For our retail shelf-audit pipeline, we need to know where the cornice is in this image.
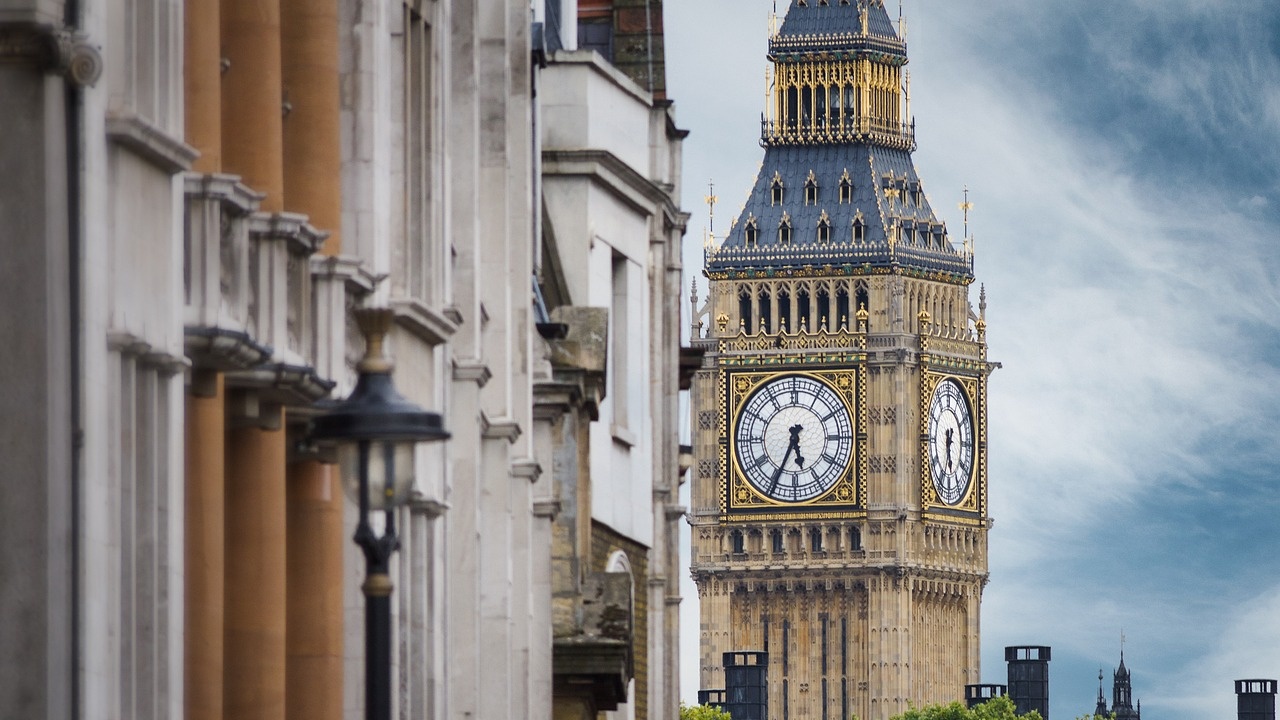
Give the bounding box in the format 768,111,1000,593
183,171,263,214
390,296,458,347
542,148,681,225
106,112,199,174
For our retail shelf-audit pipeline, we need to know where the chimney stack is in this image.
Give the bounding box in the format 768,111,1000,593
1236,679,1277,720
1005,646,1051,720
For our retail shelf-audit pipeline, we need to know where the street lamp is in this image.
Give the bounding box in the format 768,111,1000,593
311,307,449,720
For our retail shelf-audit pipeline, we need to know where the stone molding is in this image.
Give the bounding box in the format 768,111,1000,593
451,359,492,386
106,112,198,174
390,296,458,347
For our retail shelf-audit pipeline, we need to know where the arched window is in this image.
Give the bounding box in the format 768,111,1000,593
856,285,869,314
744,216,758,247
738,285,753,332
810,527,823,553
777,288,792,333
778,214,793,245
804,171,819,205
797,288,811,330
836,286,850,329
852,215,866,244
771,529,784,554
849,525,862,551
817,216,831,244
757,287,772,334
771,173,785,205
730,529,745,555
817,286,831,331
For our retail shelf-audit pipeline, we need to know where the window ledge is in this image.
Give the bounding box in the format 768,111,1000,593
611,424,636,448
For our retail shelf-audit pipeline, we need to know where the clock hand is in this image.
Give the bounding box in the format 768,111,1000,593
767,442,794,495
944,428,954,471
789,423,806,468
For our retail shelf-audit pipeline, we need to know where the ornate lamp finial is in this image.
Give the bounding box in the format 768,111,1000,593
355,307,396,374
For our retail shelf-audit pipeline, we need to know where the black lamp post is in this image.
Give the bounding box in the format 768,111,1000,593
311,307,449,720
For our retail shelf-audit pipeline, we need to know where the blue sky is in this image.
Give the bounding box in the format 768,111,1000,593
667,3,1280,719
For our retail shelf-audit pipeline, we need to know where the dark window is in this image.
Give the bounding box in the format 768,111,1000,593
836,287,850,329
797,289,811,329
577,20,613,62
758,290,771,333
730,530,744,554
817,288,830,331
738,288,752,331
810,527,823,552
745,221,758,247
856,286,869,314
805,181,818,205
850,525,862,550
853,217,866,243
771,529,784,553
839,178,852,204
778,289,791,332
779,220,793,245
817,219,831,244
772,180,785,205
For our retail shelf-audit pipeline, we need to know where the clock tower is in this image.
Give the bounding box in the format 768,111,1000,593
688,2,996,719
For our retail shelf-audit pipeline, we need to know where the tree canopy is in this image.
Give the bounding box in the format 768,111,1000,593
679,702,734,720
891,695,1044,720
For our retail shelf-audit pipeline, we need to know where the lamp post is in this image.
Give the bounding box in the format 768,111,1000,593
311,308,448,720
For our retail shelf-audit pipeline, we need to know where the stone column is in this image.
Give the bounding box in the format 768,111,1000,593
185,371,225,720
221,0,284,210
184,0,221,172
279,0,343,710
281,0,340,255
224,406,288,720
285,459,344,720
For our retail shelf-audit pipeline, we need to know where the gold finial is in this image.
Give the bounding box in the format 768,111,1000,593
856,307,869,332
716,312,730,333
705,179,719,235
959,185,974,240
355,307,396,374
917,309,931,330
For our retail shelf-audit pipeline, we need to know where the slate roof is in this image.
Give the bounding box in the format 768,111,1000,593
708,144,971,277
706,0,972,279
769,0,906,60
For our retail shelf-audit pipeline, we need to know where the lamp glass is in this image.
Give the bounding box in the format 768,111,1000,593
337,439,417,511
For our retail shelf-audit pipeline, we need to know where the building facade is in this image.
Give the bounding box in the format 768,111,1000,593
688,2,996,719
0,0,685,718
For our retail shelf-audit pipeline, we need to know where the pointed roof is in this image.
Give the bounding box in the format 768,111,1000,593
770,0,906,60
705,0,971,280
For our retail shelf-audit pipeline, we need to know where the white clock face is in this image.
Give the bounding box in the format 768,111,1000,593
927,378,974,505
734,374,854,503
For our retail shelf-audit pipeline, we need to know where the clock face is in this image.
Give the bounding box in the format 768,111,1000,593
734,374,854,503
927,378,974,505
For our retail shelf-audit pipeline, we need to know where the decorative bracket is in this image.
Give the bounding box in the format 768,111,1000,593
0,22,102,86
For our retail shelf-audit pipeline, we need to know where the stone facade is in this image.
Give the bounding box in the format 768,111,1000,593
0,0,685,719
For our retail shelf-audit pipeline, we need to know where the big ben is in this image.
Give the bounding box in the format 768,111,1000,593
688,2,996,719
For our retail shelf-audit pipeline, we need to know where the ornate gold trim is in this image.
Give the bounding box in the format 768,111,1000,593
721,367,866,518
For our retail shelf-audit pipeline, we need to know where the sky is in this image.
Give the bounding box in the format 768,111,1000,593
665,2,1280,719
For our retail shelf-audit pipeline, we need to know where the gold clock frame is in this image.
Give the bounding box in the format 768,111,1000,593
720,366,867,522
918,370,987,524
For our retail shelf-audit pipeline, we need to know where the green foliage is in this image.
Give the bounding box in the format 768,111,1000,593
891,695,1043,720
679,702,734,720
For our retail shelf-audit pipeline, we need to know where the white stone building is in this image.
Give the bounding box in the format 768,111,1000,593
0,0,687,718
